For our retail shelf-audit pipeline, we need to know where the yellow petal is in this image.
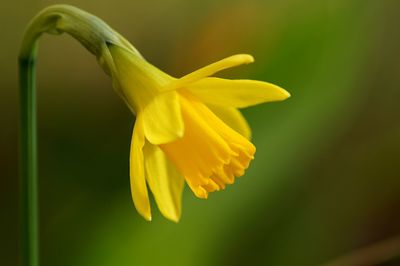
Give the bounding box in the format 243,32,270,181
107,44,174,112
162,54,254,91
208,105,252,139
142,91,184,145
143,143,184,222
130,114,152,221
186,77,290,108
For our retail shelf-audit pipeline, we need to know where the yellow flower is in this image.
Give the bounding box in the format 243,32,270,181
107,44,290,222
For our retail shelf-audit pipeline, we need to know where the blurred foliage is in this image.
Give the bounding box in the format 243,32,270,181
1,0,400,265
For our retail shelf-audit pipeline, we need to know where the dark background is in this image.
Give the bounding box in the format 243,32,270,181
1,0,400,265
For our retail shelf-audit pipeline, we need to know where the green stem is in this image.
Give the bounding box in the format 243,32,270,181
19,50,39,266
18,6,137,265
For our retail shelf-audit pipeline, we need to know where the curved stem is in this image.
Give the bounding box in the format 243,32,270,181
19,52,39,266
18,6,139,265
18,5,106,266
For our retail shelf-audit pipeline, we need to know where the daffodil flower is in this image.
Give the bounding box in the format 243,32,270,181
19,6,289,266
19,4,289,223
106,44,290,222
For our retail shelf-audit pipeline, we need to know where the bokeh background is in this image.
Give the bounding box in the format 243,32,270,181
1,0,400,265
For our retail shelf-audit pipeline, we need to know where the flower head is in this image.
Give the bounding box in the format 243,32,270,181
107,44,290,222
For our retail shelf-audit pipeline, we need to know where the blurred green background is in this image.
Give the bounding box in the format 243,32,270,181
1,0,400,265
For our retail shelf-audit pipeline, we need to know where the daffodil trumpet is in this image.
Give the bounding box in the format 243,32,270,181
19,4,289,266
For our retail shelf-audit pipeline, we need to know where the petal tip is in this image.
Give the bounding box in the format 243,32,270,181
273,85,291,100
140,211,152,221
281,89,291,99
282,89,292,100
166,213,180,223
158,206,181,223
177,127,185,139
238,54,254,64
